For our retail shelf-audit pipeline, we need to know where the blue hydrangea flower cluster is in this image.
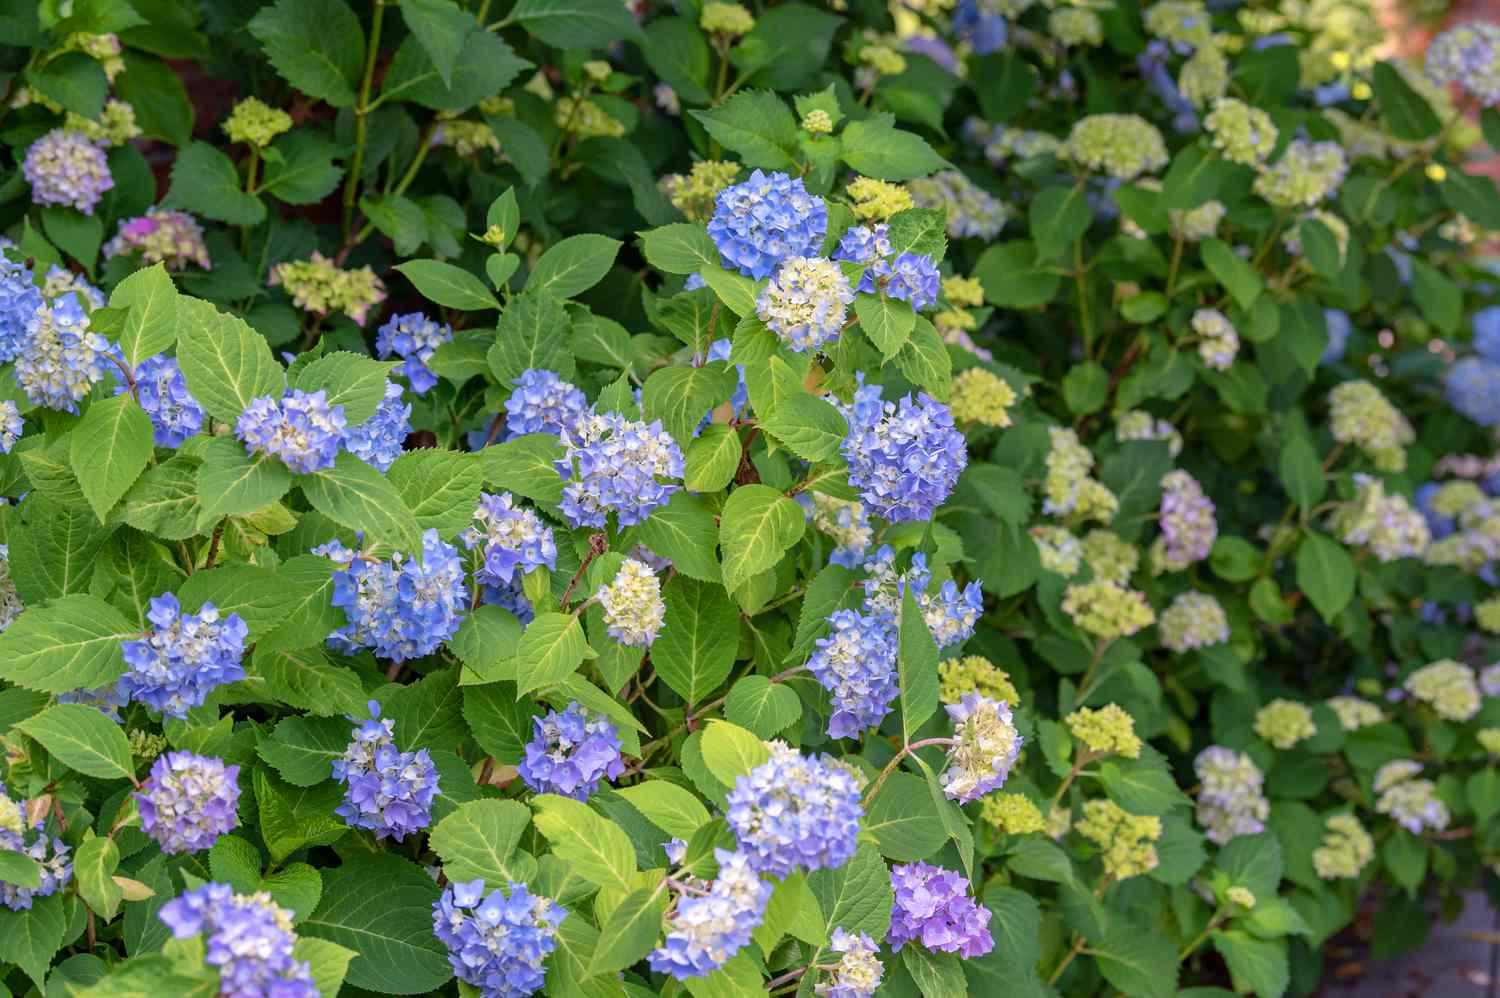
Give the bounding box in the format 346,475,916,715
881,253,943,311
376,311,453,394
236,388,347,474
859,547,982,649
481,576,535,625
343,381,410,471
725,742,863,877
432,878,567,998
1322,308,1352,364
707,170,828,279
887,862,994,957
332,700,440,841
119,593,249,718
324,529,467,661
648,848,772,979
951,0,1006,53
462,491,557,588
834,224,894,290
841,388,967,522
1474,305,1500,363
505,368,590,439
120,354,204,447
158,883,316,998
518,701,626,800
0,781,71,911
1446,357,1500,426
0,255,43,362
556,412,685,529
15,292,115,413
809,609,899,739
135,751,241,854
0,401,20,454
22,128,113,214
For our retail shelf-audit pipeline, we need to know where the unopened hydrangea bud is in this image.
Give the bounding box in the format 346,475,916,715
582,59,612,82
1081,530,1138,583
818,928,884,998
947,367,1014,426
433,119,500,157
661,160,741,221
943,275,984,308
1144,0,1213,48
1426,22,1500,104
802,108,834,134
120,593,249,718
841,388,966,522
23,129,113,213
1253,698,1316,749
1204,98,1277,165
1179,44,1229,106
1192,308,1239,370
1225,886,1256,909
1032,526,1083,575
1481,597,1500,633
859,46,907,76
1042,427,1097,517
1478,728,1500,756
66,99,140,147
343,381,410,472
520,701,625,800
1254,140,1347,207
887,862,993,956
725,742,864,877
130,728,168,759
1171,199,1226,242
1061,580,1156,639
1329,380,1414,472
846,177,911,220
333,701,439,841
433,878,566,996
941,693,1022,803
906,171,1007,240
1076,799,1160,880
939,655,1020,706
1066,704,1141,759
554,96,626,138
1065,114,1168,180
1404,659,1480,721
270,252,386,326
981,792,1045,834
597,557,666,647
0,402,21,454
223,97,293,147
756,255,854,353
136,752,241,854
1327,695,1383,730
810,609,898,738
1159,590,1229,652
701,1,755,34
1312,814,1374,880
1050,7,1103,45
1154,470,1217,571
236,389,347,474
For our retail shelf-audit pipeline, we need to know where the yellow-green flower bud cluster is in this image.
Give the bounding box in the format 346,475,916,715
802,109,834,135
1404,660,1480,722
1170,199,1226,242
981,793,1045,835
939,655,1021,706
1253,698,1316,750
1065,114,1168,181
223,97,293,148
1327,696,1383,730
1225,886,1257,909
700,2,756,35
1312,814,1374,880
847,177,912,221
1158,590,1229,652
1081,530,1138,583
269,252,387,326
66,99,139,147
949,368,1016,427
555,98,625,138
1253,140,1348,208
660,160,741,221
1179,46,1229,107
1144,0,1213,48
859,46,908,76
1066,704,1141,758
1050,8,1103,46
1061,580,1156,640
1032,526,1084,575
1477,728,1500,756
1478,596,1500,633
1115,409,1183,456
1076,799,1161,880
1328,380,1415,473
436,120,501,157
1204,98,1277,166
1043,427,1118,522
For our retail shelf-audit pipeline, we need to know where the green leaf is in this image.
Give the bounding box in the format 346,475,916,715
17,704,134,780
902,948,967,998
251,647,368,718
1212,930,1289,998
642,17,712,103
1098,760,1191,814
1095,921,1179,998
636,492,723,584
614,781,712,839
110,262,179,368
299,452,422,551
449,605,522,682
1371,61,1440,141
487,291,574,387
808,843,891,939
865,772,946,862
508,0,644,47
257,715,349,786
480,433,566,509
303,854,452,994
1216,831,1283,897
525,234,621,299
839,114,947,181
386,449,486,536
293,351,399,425
684,423,742,493
700,265,760,317
854,292,917,360
70,395,154,523
178,562,324,641
531,794,637,893
380,30,530,110
73,834,122,920
41,205,102,273
1439,168,1500,230
0,849,42,890
254,768,348,864
430,799,532,884
1030,185,1092,260
296,937,357,998
6,495,113,602
175,296,286,423
724,675,801,738
1295,533,1355,623
116,51,194,146
166,142,266,225
1469,769,1500,825
654,576,739,707
0,895,68,989
731,4,843,91
640,222,721,276
399,0,474,88
972,51,1037,121
1061,361,1109,415
1410,257,1461,334
699,719,769,786
690,91,798,170
1201,238,1262,310
0,594,134,693
122,457,202,540
1161,145,1221,212
591,885,669,975
719,484,806,593
641,363,738,446
260,132,344,205
897,588,940,742
514,612,591,697
29,51,108,118
395,259,501,311
973,241,1061,308
1278,435,1325,509
197,435,294,520
248,0,364,107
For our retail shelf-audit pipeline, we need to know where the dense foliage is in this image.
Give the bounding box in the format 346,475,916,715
0,1,1499,996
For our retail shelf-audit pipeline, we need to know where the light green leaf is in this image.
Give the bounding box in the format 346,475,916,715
507,0,644,47
718,484,806,593
299,452,422,551
513,612,591,697
684,423,742,493
614,782,712,839
897,588,940,743
197,435,294,520
18,704,135,780
394,259,501,311
1295,533,1355,623
248,0,364,107
73,834,122,921
724,675,801,738
175,296,286,423
430,799,533,885
0,594,134,693
653,576,739,706
531,794,638,893
760,392,848,463
293,351,400,425
70,394,154,523
109,262,179,368
854,292,916,360
639,222,720,276
525,234,621,299
698,719,769,786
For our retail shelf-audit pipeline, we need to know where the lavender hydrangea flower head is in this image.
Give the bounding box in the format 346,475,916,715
519,701,626,800
1446,357,1500,426
343,381,410,471
649,848,772,979
725,742,864,877
462,491,557,588
833,223,894,282
376,312,453,394
887,862,994,957
597,557,666,647
940,693,1021,802
0,255,43,363
1153,469,1217,571
332,700,439,840
951,0,1006,53
16,292,115,413
817,928,885,998
504,368,591,439
236,389,347,474
707,169,828,279
158,883,316,998
117,354,204,447
119,593,249,718
1193,745,1269,844
326,529,467,661
0,782,71,911
103,210,212,270
906,171,1007,240
135,751,241,854
557,412,684,529
809,609,899,738
881,253,942,311
22,129,113,213
842,389,967,522
1475,305,1500,364
0,401,21,453
432,878,567,997
756,256,854,353
1374,760,1450,834
1426,22,1500,104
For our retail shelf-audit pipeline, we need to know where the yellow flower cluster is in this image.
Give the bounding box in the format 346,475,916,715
949,368,1016,427
1066,704,1142,759
1404,660,1480,722
803,109,834,135
943,275,984,308
1476,595,1500,633
1478,728,1500,756
660,160,741,221
1311,814,1374,880
555,97,626,138
1081,530,1138,584
436,120,501,157
1328,380,1415,473
223,97,293,148
847,177,912,221
1253,699,1316,750
1225,886,1257,909
1061,580,1156,640
859,46,908,76
982,793,1045,835
938,655,1021,706
67,99,139,147
700,2,756,34
1076,799,1161,880
1327,695,1383,731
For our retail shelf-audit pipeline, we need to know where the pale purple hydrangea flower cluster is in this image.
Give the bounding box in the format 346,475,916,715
237,388,347,474
22,129,113,213
887,862,994,957
556,412,684,529
1426,22,1500,104
432,878,567,998
707,169,828,279
834,223,893,293
159,883,316,998
342,381,410,472
0,781,72,911
119,593,249,718
725,743,863,877
809,609,900,738
322,530,467,661
16,292,115,413
519,701,625,801
841,384,967,523
649,848,772,979
376,312,453,394
818,928,885,998
0,401,21,453
0,255,44,362
1156,469,1217,570
332,700,439,841
136,751,241,854
504,368,590,439
1193,745,1269,844
118,354,204,447
940,693,1022,802
755,255,854,353
103,210,212,270
462,491,557,588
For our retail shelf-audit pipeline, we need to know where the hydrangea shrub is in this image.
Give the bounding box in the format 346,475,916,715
0,2,1497,997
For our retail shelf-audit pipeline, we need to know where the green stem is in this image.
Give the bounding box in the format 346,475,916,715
240,146,260,255
1075,237,1093,355
862,736,956,805
1165,230,1184,298
352,118,440,245
342,0,388,238
1048,934,1087,985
